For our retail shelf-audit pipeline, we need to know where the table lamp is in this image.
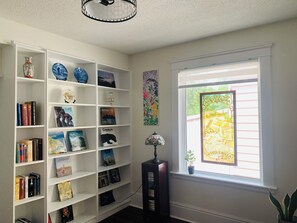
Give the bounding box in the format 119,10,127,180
145,132,165,163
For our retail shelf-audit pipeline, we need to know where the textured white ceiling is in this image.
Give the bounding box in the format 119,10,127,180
0,0,297,55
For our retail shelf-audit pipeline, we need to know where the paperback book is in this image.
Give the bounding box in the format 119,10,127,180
54,106,75,127
57,181,73,202
109,168,121,184
55,156,72,177
101,149,116,166
99,190,115,206
98,171,109,188
67,130,87,151
61,205,74,223
98,70,116,88
100,127,118,146
100,107,116,125
48,132,67,155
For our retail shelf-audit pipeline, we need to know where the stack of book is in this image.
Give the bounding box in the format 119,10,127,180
15,173,41,201
16,138,43,163
16,101,37,126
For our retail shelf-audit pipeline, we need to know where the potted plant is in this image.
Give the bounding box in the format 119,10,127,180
185,150,196,174
269,189,297,223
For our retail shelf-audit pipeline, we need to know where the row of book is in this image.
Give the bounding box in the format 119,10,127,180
16,138,43,163
15,173,40,201
98,168,121,189
16,101,37,126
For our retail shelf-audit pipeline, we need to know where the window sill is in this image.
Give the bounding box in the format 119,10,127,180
170,171,277,193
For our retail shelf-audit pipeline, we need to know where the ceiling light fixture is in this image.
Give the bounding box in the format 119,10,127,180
81,0,137,23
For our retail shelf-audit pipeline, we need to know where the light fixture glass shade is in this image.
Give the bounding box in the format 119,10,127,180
145,132,165,146
81,0,137,23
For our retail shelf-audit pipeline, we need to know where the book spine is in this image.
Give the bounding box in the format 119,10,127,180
21,103,28,126
27,140,33,162
17,103,22,126
31,101,36,125
15,176,20,201
37,138,43,160
19,176,25,199
28,176,34,197
16,143,20,163
25,175,29,199
30,173,40,195
19,143,24,163
26,102,32,126
32,139,37,161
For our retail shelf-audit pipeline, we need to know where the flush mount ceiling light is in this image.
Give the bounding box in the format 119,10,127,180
81,0,137,23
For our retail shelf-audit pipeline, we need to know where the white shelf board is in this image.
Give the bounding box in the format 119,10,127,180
97,86,129,92
48,171,96,186
14,195,44,206
71,214,97,223
48,126,96,131
98,198,131,216
17,76,45,83
98,161,131,172
48,149,96,160
47,50,95,64
16,125,45,129
98,144,130,151
98,180,131,195
48,79,96,88
15,160,44,168
48,102,97,107
98,124,130,128
98,105,131,109
48,193,96,213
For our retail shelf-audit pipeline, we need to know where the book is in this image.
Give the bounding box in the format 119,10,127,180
61,205,74,223
98,171,109,188
29,173,40,195
20,140,33,162
101,149,116,166
100,127,118,147
17,103,22,126
99,190,115,206
28,175,35,197
54,106,75,127
48,214,52,223
48,132,67,155
15,176,20,201
98,70,116,88
100,107,116,125
67,130,87,151
55,157,72,177
19,175,25,199
26,102,32,126
31,101,36,125
21,103,28,126
57,181,73,202
109,168,121,184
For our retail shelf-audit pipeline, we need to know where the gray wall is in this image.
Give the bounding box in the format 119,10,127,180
130,18,297,223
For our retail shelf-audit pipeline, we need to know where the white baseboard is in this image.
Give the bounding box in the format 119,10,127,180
130,193,262,223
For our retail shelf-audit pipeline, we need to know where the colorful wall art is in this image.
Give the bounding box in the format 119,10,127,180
143,70,159,125
200,91,237,165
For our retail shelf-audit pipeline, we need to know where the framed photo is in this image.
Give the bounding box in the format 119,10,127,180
54,106,75,127
98,171,109,188
100,107,116,125
98,70,116,88
55,156,72,178
101,149,116,166
67,130,87,151
99,190,115,206
60,205,74,223
109,168,121,184
100,127,118,146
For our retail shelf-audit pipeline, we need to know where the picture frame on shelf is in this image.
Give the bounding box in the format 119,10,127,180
98,70,116,88
60,205,74,223
109,168,121,184
98,171,109,188
55,156,72,178
100,127,118,147
99,190,115,206
54,106,75,127
57,181,73,202
100,107,116,125
67,130,87,151
48,131,67,155
101,149,116,166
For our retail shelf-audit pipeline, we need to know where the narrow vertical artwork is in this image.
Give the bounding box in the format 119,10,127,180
200,91,237,165
143,70,159,125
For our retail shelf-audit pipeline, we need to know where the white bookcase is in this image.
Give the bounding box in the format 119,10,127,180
0,42,132,223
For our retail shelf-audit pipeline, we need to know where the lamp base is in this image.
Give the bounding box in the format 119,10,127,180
151,158,160,164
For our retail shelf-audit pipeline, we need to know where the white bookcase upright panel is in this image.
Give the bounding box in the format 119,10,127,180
97,64,132,220
46,50,98,223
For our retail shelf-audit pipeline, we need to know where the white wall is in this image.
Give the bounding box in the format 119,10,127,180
0,18,129,69
130,18,297,223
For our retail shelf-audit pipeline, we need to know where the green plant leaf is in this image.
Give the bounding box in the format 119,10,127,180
269,191,285,220
289,189,297,221
283,194,290,220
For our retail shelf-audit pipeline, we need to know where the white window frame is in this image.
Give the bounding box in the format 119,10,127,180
171,44,276,191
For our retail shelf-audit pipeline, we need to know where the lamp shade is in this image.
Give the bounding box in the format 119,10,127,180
145,132,165,146
81,0,137,23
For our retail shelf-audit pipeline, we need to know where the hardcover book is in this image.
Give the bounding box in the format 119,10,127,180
57,181,73,202
101,149,116,166
99,190,115,206
67,130,87,151
54,106,75,127
100,107,116,125
48,132,67,155
61,205,74,223
98,70,116,88
29,172,41,195
55,157,72,178
98,171,109,188
109,168,121,184
100,127,118,146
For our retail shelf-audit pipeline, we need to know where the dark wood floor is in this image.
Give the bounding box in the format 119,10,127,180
99,206,189,223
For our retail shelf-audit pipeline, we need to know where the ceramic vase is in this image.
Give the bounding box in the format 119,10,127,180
23,57,34,78
188,166,195,174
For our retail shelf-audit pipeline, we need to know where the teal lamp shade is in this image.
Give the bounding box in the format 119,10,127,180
145,132,165,163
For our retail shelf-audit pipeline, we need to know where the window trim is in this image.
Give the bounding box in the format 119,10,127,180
171,44,275,188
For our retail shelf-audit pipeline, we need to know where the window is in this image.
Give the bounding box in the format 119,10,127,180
171,45,275,188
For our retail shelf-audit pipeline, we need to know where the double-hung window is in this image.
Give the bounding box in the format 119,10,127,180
171,45,275,188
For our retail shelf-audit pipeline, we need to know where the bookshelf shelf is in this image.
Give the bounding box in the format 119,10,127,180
98,198,131,216
97,86,129,92
48,149,96,160
17,76,45,83
49,102,97,107
48,79,96,88
98,161,131,172
14,195,45,206
16,125,45,129
98,180,130,195
48,171,96,186
48,126,97,131
98,144,130,151
98,124,130,128
15,160,44,167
